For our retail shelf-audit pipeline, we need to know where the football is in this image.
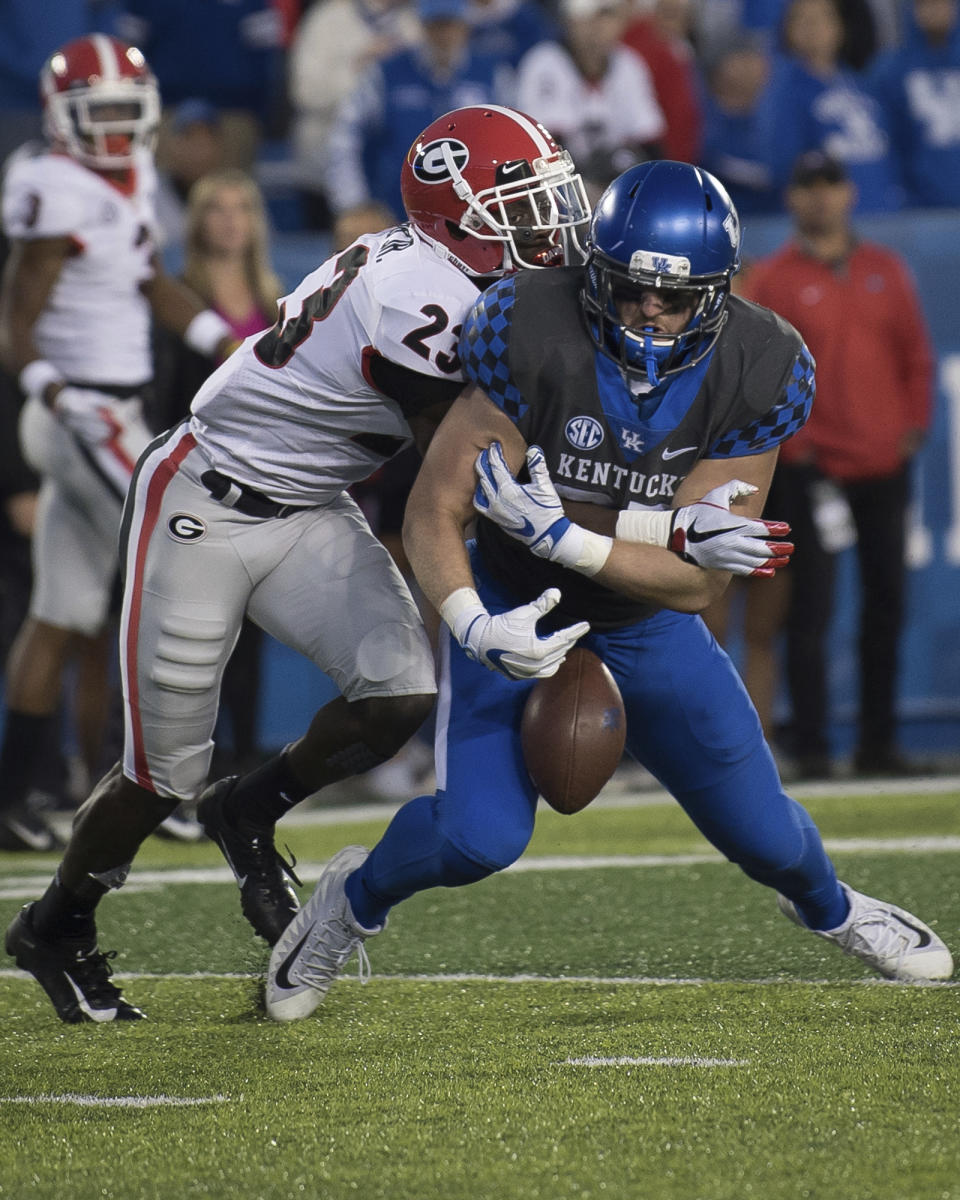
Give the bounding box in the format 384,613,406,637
520,647,626,814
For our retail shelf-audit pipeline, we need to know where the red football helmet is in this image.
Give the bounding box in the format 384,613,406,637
40,35,160,170
400,105,590,277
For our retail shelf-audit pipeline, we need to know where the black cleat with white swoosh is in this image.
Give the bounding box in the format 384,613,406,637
197,776,301,946
778,882,953,980
5,904,145,1023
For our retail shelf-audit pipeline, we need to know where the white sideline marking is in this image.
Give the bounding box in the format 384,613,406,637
0,1094,229,1108
563,1056,749,1067
1,968,957,988
1,835,958,899
282,773,960,826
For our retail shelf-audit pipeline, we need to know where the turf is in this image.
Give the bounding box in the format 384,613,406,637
1,787,958,1200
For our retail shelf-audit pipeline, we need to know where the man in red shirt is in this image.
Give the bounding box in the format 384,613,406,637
745,151,935,778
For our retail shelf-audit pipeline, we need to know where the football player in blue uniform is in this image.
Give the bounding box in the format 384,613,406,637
266,161,953,1020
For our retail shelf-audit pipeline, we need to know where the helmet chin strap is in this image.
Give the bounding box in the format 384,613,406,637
641,328,660,386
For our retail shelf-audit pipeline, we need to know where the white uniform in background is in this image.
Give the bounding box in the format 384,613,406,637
1,146,157,634
119,225,477,800
514,41,665,177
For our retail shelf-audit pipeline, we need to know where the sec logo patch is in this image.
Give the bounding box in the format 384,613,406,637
167,513,207,542
565,415,604,450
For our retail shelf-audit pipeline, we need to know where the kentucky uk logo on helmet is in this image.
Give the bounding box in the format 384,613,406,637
412,138,470,185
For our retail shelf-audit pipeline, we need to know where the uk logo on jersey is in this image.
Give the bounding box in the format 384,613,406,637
565,415,604,450
412,138,469,185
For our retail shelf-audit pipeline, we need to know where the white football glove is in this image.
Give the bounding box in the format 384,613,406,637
441,586,589,680
667,480,794,577
474,442,613,577
51,386,123,448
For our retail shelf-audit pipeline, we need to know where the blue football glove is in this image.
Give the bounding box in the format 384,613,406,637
474,442,612,577
441,586,589,680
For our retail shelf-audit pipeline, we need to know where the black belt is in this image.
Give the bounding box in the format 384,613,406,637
68,379,151,400
200,469,308,519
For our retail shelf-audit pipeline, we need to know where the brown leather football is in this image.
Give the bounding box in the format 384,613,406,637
520,647,626,814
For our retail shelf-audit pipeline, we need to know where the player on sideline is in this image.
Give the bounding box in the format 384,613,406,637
265,161,952,1021
0,36,238,852
5,105,593,1022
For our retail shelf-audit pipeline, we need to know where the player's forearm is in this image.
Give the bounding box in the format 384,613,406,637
594,540,731,612
402,497,476,616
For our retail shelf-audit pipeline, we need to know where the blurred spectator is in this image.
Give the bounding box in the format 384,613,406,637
153,99,228,246
736,0,886,68
0,370,38,668
0,35,237,850
467,0,557,67
744,152,935,778
324,0,505,248
755,0,904,212
514,0,665,202
0,1,121,165
700,259,789,747
700,35,779,216
868,0,960,207
288,0,421,228
115,0,290,162
151,169,283,776
622,0,703,163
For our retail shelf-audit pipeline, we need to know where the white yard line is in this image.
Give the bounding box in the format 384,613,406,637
282,773,960,827
563,1056,749,1067
2,968,957,987
0,1094,230,1107
1,835,958,899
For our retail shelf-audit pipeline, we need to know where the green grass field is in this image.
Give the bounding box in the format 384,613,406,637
1,782,958,1200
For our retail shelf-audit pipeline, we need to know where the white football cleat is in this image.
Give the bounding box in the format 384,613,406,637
778,882,953,981
266,845,382,1022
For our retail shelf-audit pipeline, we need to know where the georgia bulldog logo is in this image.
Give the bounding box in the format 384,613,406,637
167,513,207,542
411,138,469,184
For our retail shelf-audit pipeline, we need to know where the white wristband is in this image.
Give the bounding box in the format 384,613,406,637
615,508,672,547
18,359,65,400
439,586,484,628
183,309,233,356
565,526,614,577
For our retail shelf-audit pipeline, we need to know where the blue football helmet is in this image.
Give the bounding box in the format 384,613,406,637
581,161,742,384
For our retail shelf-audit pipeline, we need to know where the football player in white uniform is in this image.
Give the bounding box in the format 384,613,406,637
0,36,237,853
5,104,591,1022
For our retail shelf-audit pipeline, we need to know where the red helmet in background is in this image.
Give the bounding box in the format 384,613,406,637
40,35,160,170
400,105,590,277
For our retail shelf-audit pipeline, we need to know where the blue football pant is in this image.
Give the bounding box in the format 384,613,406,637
348,581,845,932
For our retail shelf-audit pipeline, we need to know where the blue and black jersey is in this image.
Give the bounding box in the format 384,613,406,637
459,267,815,629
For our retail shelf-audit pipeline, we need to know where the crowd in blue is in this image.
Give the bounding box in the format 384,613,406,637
1,0,958,243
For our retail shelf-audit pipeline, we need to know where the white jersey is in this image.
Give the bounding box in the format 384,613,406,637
190,225,481,505
1,145,158,386
514,42,665,169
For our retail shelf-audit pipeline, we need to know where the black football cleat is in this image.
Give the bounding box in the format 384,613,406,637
5,904,145,1023
197,776,301,946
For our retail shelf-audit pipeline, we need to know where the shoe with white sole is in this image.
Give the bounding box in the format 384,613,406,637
266,845,382,1022
778,882,953,981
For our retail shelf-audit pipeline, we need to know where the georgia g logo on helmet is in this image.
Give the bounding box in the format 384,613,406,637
411,138,470,185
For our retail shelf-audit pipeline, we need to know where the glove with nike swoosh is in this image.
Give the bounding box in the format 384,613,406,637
474,442,613,577
667,480,794,576
440,585,589,680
